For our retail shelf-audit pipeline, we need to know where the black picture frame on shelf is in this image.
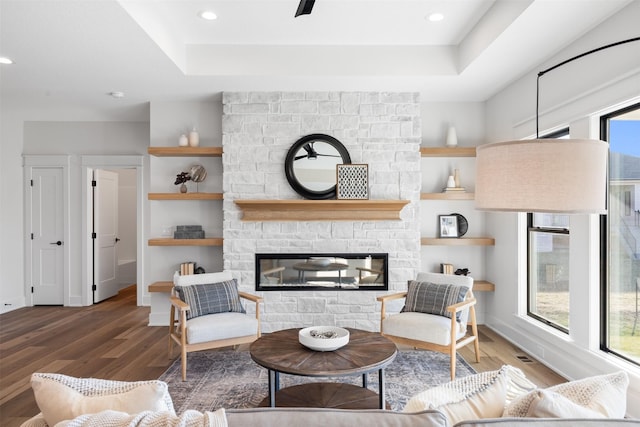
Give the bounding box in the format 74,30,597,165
438,215,459,238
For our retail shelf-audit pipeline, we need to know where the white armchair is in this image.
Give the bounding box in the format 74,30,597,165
377,272,480,380
168,271,263,381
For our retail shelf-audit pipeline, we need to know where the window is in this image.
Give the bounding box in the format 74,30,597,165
601,102,640,365
527,129,571,333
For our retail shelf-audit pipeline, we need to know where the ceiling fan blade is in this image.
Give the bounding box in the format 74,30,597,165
295,0,315,17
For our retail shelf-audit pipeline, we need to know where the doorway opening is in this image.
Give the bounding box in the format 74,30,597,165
82,156,144,307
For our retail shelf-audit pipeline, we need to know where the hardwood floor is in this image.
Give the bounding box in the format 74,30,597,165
0,286,565,427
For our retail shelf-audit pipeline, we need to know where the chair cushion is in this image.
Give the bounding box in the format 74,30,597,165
186,312,258,344
401,280,469,320
175,279,245,320
30,373,175,427
383,311,465,346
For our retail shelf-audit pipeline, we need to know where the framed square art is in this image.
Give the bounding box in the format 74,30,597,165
336,164,369,200
438,214,459,238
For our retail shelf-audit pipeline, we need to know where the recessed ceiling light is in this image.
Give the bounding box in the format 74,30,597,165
199,10,217,20
427,13,444,22
109,91,125,99
0,57,14,65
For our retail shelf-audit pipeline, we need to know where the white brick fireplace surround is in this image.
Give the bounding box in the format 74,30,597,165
222,92,421,333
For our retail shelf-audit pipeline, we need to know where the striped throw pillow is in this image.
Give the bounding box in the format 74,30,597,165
401,280,469,320
175,279,245,320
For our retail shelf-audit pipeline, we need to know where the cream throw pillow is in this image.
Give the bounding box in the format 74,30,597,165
526,389,605,418
54,409,228,427
31,373,175,426
503,371,629,418
403,365,535,424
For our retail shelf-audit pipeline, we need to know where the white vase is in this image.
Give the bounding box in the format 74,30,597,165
178,134,188,147
188,128,199,147
445,125,458,147
446,175,456,188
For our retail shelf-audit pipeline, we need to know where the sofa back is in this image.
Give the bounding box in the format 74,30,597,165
226,407,448,427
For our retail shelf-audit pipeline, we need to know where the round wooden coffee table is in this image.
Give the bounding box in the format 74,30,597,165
249,327,397,409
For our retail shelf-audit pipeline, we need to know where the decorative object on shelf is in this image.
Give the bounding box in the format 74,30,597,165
451,213,468,237
336,164,369,200
476,39,640,214
445,125,458,147
188,127,200,147
284,133,352,200
455,268,471,276
178,134,188,147
443,169,466,193
440,263,454,274
195,266,206,274
174,225,205,239
438,214,459,238
298,326,350,351
446,175,456,188
175,171,191,193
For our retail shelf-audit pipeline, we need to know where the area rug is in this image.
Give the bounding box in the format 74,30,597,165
159,350,476,413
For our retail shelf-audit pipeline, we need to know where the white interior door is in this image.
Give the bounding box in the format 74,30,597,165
93,169,119,303
31,167,64,305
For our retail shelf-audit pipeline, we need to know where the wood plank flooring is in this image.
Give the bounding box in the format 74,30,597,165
0,286,565,427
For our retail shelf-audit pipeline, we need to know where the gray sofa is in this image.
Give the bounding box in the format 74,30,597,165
224,408,639,426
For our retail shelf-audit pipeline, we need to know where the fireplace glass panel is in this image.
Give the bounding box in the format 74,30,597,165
256,253,388,291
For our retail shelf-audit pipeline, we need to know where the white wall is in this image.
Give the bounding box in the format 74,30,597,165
0,120,148,311
485,1,640,417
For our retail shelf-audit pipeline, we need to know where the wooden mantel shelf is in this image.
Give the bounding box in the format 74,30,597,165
234,199,410,221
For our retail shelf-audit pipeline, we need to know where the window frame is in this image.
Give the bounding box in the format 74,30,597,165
599,101,640,366
526,128,571,333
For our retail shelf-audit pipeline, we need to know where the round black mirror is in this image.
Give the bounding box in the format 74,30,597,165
284,134,351,200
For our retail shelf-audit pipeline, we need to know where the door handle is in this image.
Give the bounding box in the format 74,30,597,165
50,241,63,246
115,237,120,243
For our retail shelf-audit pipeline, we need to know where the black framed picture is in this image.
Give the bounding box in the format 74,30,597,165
438,215,459,238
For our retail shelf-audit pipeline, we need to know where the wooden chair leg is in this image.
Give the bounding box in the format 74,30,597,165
450,347,456,380
181,347,187,381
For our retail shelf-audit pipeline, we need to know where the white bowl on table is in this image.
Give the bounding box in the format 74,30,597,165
298,326,350,351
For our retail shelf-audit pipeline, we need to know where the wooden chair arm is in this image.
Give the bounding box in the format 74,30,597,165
170,295,190,311
239,292,263,303
262,266,285,275
376,291,407,303
446,297,477,314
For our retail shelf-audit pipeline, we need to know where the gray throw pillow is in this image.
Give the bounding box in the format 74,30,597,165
401,280,469,321
175,279,245,320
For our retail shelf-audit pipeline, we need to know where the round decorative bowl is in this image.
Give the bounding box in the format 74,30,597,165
308,257,331,267
298,326,350,351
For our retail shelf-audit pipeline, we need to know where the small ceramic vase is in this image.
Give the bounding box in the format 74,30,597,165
446,175,456,188
178,134,188,147
180,183,188,193
188,128,199,147
445,125,458,147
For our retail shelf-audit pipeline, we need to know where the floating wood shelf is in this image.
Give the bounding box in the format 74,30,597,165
149,281,173,293
420,147,476,157
473,280,495,292
234,199,410,221
148,238,223,246
148,192,223,200
421,237,495,246
148,146,223,157
421,192,475,200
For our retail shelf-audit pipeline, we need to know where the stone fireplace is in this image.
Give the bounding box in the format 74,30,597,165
222,92,421,332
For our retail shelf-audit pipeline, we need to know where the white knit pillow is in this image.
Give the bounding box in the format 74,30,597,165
31,373,175,426
403,365,535,424
525,389,605,418
503,371,629,418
